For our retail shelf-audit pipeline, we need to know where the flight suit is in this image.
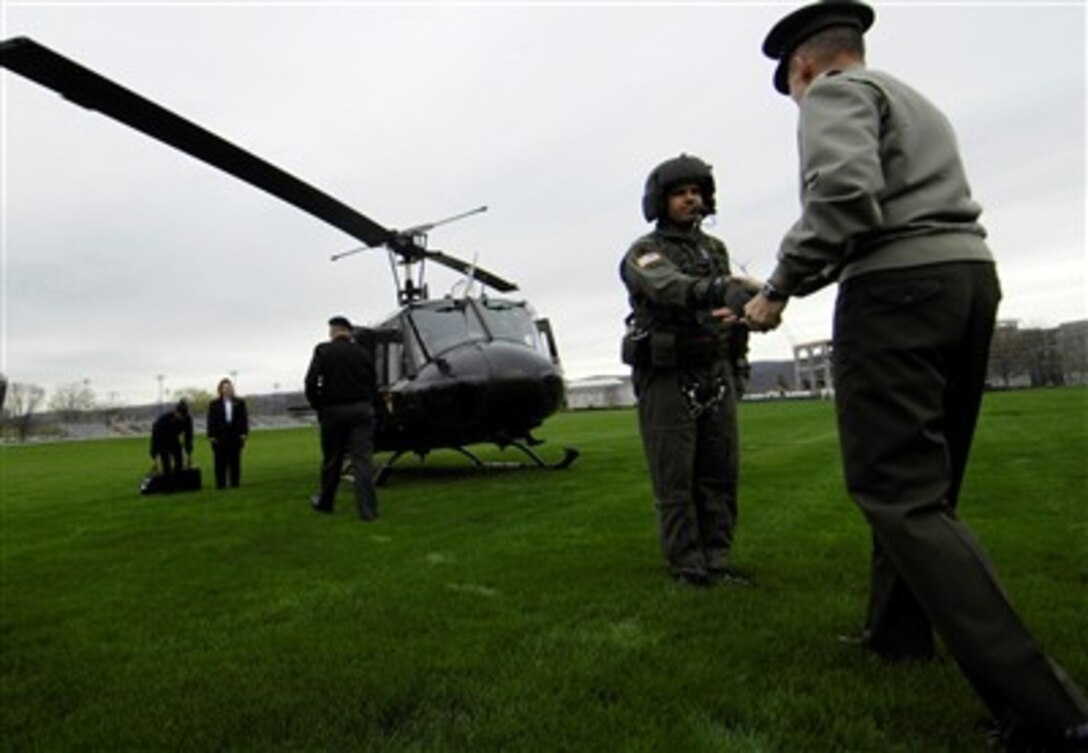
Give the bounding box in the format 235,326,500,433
621,223,749,582
766,64,1088,739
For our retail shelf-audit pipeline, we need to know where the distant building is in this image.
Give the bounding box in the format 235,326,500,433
1056,320,1088,386
564,376,636,410
794,340,833,392
987,319,1087,388
747,360,796,394
776,319,1088,394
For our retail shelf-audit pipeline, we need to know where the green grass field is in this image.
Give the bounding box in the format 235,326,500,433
1,388,1085,752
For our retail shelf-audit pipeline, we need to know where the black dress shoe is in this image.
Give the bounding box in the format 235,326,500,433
1065,722,1088,753
979,718,1024,751
310,495,333,514
673,570,710,588
708,566,752,586
977,717,1088,752
835,631,934,662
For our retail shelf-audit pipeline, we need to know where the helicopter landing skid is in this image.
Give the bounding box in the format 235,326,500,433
372,444,579,486
507,441,580,471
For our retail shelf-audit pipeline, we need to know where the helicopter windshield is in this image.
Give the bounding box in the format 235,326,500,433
409,301,488,358
476,299,548,353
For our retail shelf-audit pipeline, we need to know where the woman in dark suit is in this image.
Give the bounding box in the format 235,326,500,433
206,377,249,489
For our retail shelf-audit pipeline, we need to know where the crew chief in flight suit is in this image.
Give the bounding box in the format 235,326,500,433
746,1,1088,749
621,154,756,587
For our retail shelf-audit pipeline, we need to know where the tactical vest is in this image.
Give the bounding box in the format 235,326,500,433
622,232,733,369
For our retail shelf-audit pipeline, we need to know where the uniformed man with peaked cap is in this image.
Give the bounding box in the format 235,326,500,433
621,154,757,587
745,1,1088,749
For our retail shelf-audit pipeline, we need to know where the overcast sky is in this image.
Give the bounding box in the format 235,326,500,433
2,1,1084,406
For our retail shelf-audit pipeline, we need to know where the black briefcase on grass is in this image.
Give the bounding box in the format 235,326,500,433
140,467,202,495
174,468,202,492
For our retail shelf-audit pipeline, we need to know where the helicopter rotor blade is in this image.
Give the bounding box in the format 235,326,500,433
424,251,518,293
0,36,396,250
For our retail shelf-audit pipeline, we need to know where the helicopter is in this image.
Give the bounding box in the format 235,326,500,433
0,36,578,483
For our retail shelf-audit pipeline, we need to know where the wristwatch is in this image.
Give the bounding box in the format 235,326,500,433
760,281,789,302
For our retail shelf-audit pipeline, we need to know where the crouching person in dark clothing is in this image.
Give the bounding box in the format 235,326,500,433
304,315,379,521
149,400,194,490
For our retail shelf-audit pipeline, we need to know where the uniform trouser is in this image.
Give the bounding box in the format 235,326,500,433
317,401,378,520
833,260,1087,735
212,438,242,489
635,361,739,577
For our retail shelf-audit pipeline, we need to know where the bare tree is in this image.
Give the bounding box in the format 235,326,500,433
988,322,1069,388
988,323,1030,388
3,382,46,442
170,387,214,416
49,380,97,422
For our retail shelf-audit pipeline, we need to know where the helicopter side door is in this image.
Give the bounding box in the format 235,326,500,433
535,318,561,366
355,326,406,389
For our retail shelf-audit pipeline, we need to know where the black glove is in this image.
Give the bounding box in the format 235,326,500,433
723,281,755,314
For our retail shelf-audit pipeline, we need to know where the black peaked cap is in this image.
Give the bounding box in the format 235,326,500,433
762,0,875,95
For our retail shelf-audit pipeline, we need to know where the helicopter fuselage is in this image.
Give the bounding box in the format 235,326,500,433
359,296,565,455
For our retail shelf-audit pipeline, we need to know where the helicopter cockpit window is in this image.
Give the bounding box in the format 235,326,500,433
409,301,488,359
476,299,548,353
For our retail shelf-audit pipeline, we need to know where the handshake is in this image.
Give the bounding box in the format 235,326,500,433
702,275,786,332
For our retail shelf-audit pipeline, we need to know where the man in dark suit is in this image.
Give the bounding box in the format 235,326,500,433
206,377,249,489
150,400,193,487
304,315,379,520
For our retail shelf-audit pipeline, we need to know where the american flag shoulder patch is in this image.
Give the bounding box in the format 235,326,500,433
636,251,662,268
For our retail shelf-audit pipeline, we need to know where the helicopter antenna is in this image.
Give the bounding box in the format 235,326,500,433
452,252,480,299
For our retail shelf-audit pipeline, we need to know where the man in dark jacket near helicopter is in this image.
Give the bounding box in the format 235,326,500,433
620,154,759,586
305,315,379,521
